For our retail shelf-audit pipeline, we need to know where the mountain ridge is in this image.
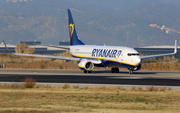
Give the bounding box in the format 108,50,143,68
0,1,179,47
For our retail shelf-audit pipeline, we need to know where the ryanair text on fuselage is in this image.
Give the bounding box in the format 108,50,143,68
92,49,122,58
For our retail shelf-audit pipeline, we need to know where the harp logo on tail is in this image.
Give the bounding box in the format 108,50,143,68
69,24,74,37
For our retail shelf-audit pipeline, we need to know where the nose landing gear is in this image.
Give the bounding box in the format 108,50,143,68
128,67,134,75
129,70,133,74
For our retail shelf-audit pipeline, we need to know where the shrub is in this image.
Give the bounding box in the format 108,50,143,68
63,83,70,89
22,77,36,88
15,43,35,54
73,85,79,89
131,86,136,90
84,86,89,89
146,85,159,91
137,87,143,91
40,64,46,69
159,86,167,91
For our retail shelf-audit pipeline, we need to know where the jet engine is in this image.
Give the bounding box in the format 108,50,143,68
78,60,94,71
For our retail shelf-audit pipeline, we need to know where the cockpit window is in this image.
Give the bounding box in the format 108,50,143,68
127,53,139,56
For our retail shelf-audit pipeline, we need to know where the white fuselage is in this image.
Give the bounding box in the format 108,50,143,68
69,45,141,68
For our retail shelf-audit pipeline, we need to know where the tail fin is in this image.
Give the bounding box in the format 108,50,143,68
68,9,85,45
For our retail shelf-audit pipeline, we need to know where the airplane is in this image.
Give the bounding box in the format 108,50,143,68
3,9,177,74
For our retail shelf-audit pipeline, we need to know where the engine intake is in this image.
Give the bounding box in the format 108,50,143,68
78,60,94,71
85,62,94,70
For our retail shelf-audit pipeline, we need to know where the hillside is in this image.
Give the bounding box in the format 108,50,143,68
0,0,180,47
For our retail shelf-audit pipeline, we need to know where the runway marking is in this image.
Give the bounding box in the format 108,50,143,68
106,77,146,79
106,76,180,80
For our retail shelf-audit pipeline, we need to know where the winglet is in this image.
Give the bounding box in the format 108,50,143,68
174,40,177,54
3,40,10,53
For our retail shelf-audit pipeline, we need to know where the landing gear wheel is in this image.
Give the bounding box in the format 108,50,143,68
129,70,133,75
84,70,87,73
88,71,92,73
84,70,92,73
111,68,119,73
115,68,119,73
111,68,115,73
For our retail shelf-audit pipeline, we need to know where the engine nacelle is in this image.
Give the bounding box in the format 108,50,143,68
133,64,141,71
78,60,94,71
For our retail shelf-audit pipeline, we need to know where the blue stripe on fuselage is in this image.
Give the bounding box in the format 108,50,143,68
99,60,133,68
71,54,134,68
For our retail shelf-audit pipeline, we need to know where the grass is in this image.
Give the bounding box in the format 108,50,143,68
141,56,180,71
0,77,177,113
0,77,176,113
0,53,79,69
0,85,179,113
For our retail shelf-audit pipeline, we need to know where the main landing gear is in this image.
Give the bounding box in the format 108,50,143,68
84,70,92,73
111,67,119,73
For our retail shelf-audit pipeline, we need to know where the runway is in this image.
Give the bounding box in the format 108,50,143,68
0,69,180,87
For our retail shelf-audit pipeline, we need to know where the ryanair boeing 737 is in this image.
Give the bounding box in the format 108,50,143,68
3,9,177,74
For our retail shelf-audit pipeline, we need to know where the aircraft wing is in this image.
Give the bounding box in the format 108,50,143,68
140,40,177,60
3,40,79,61
41,45,70,50
14,53,80,61
3,40,102,63
14,53,102,64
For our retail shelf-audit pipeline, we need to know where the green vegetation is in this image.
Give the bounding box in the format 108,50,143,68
0,76,174,112
0,83,179,113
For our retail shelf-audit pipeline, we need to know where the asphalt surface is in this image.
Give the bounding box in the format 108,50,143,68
0,69,180,86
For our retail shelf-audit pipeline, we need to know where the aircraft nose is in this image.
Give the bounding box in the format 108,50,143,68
134,57,141,66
